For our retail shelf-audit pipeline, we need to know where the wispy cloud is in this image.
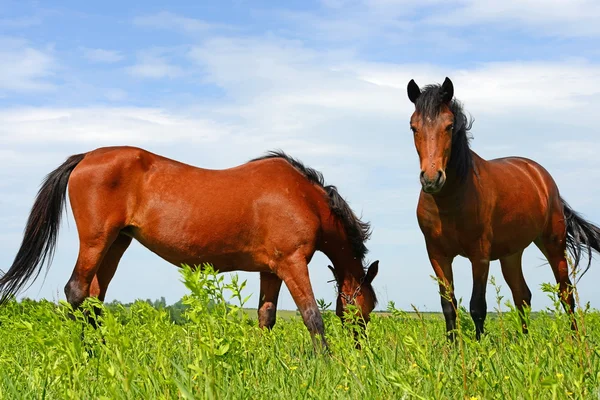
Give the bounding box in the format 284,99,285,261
546,141,600,163
0,107,231,145
103,88,128,102
347,59,600,115
133,11,227,34
425,0,600,37
81,47,124,63
188,37,399,119
0,37,56,93
0,16,42,29
275,0,600,55
190,36,600,122
127,49,185,79
127,60,183,79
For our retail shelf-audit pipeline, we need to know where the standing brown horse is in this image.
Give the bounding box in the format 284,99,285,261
406,77,600,339
0,147,378,348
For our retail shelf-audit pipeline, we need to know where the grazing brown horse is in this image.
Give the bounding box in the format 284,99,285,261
0,147,378,348
406,77,600,339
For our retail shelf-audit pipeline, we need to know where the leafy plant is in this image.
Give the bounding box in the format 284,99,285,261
0,266,598,399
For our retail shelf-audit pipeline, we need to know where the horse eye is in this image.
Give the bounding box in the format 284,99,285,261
410,126,417,134
446,124,453,132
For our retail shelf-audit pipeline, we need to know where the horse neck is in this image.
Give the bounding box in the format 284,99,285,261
433,149,481,203
319,227,365,289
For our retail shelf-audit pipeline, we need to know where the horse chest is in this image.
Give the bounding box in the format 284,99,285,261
420,215,468,253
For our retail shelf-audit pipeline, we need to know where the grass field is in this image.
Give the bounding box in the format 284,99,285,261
0,266,598,399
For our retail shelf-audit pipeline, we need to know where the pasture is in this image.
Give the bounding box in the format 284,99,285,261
1,266,598,399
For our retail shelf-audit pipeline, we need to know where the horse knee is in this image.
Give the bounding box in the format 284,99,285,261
470,307,487,325
441,298,457,319
523,288,532,307
301,306,324,335
258,302,277,329
469,298,487,323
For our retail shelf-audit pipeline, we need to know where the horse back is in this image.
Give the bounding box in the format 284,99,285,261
486,155,560,218
67,146,327,271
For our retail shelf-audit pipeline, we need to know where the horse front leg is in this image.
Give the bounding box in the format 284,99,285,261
257,271,283,330
427,247,457,340
277,252,328,353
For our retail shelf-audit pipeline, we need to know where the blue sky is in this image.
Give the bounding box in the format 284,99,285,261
2,0,600,312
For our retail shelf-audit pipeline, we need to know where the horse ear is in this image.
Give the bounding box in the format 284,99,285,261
441,77,454,103
407,79,421,104
327,265,338,280
365,260,379,284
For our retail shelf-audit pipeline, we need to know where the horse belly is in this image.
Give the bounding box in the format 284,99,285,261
131,227,268,273
488,212,542,260
129,211,268,273
487,157,553,259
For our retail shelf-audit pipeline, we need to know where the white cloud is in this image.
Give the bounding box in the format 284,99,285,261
188,37,400,120
0,149,58,167
0,37,55,93
281,0,600,47
189,36,600,121
127,61,183,79
127,49,185,79
546,141,600,163
369,226,423,246
366,0,600,38
82,47,124,63
0,107,231,145
184,35,600,171
425,0,600,37
103,88,128,101
133,11,226,33
347,60,600,115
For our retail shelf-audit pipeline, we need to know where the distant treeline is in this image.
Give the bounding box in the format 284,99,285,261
104,297,190,324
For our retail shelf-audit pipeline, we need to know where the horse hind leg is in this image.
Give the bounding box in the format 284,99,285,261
64,226,123,311
82,233,132,328
257,271,283,330
499,250,532,333
534,234,576,328
89,234,132,302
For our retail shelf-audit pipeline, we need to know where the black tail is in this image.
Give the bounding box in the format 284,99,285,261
0,153,86,305
562,198,600,280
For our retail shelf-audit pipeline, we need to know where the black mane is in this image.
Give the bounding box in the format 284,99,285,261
250,151,371,263
415,84,474,181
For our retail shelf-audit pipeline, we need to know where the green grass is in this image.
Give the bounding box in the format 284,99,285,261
0,266,598,399
242,308,299,320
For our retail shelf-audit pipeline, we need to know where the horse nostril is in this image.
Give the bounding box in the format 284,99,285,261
420,171,426,184
436,171,444,185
